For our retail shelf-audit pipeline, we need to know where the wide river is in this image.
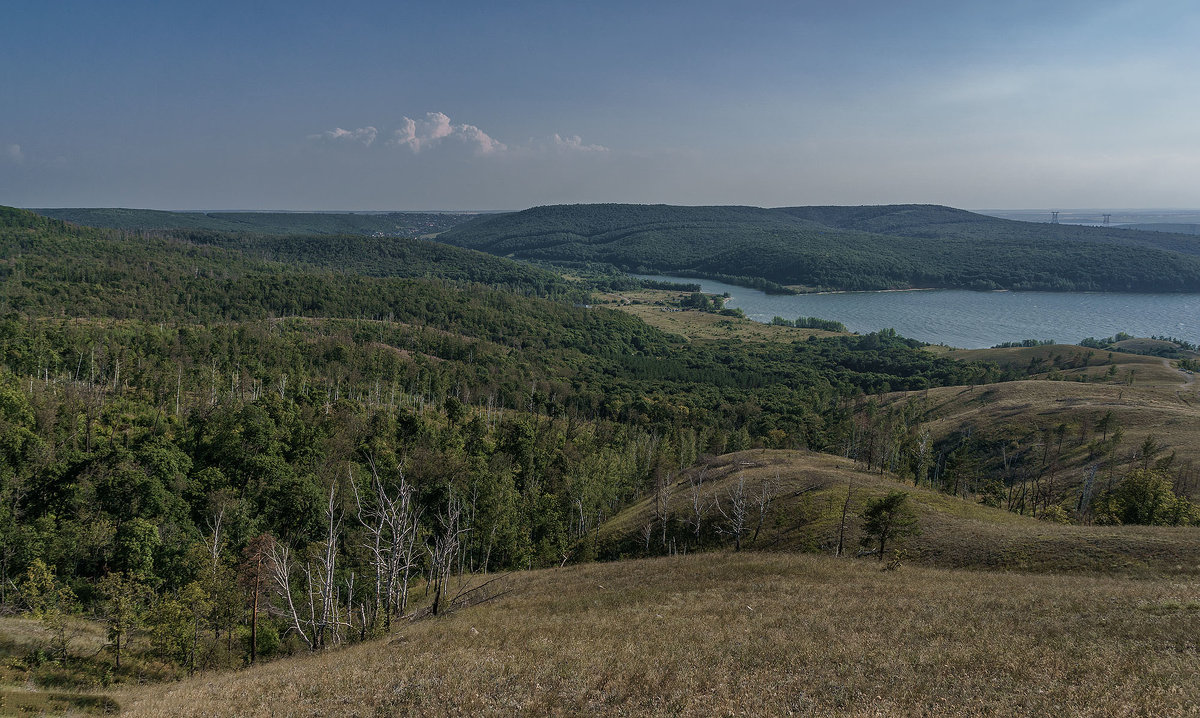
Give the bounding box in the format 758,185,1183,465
630,274,1200,349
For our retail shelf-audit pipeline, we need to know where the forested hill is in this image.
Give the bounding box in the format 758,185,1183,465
30,207,478,237
437,203,1200,292
1,206,573,313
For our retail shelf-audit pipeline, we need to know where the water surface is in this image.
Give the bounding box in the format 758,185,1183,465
630,275,1200,349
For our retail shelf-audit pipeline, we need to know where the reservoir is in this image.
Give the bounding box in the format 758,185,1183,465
630,274,1200,349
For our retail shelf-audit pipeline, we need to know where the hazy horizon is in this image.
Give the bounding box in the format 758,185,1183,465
4,1,1199,211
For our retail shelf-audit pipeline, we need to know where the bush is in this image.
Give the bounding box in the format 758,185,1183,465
1093,469,1198,526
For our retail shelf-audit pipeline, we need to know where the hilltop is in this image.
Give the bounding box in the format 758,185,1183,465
437,203,1200,292
29,207,478,237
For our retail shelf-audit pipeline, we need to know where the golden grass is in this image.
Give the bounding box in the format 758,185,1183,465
597,451,1200,577
0,616,118,716
594,289,842,343
931,344,1184,385
886,378,1200,480
120,551,1200,717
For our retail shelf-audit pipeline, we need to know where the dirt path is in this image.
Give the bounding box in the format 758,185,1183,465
1162,357,1196,387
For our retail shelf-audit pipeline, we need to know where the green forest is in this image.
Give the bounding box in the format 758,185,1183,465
31,208,478,237
1,206,1016,678
437,203,1200,292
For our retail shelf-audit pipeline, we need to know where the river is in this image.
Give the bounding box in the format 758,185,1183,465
630,275,1200,349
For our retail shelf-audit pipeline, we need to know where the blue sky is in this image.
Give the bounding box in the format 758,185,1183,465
2,0,1198,210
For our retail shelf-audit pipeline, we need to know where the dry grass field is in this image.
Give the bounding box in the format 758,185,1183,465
0,617,120,716
119,551,1200,717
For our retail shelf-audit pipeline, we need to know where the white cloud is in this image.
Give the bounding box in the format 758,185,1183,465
311,113,606,159
547,133,608,153
3,144,23,163
308,126,378,146
388,112,506,155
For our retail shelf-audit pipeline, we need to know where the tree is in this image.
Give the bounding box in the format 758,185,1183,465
20,559,79,660
238,533,276,664
1093,469,1198,526
714,472,749,551
859,491,920,560
97,571,151,670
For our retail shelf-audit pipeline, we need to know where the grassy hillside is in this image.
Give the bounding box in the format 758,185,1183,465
120,551,1200,717
30,207,477,236
438,203,1200,292
595,450,1200,576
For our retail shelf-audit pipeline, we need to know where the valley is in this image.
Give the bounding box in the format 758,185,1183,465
2,205,1198,716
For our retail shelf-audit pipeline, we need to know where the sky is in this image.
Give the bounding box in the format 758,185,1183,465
2,0,1199,211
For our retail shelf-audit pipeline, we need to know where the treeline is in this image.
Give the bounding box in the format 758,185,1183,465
31,208,476,237
772,316,848,332
437,203,1200,293
992,339,1056,348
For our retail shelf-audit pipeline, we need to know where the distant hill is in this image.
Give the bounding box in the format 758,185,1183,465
437,203,1200,292
0,205,574,320
30,207,478,237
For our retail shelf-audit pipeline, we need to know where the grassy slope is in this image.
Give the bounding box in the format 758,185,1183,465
597,450,1200,576
121,551,1200,717
915,344,1200,492
437,203,1200,292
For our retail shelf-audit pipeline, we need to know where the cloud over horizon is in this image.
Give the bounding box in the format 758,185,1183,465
388,112,506,155
308,127,379,146
310,113,606,159
3,144,23,163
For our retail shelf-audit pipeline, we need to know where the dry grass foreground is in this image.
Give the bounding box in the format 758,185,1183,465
597,451,1200,576
121,551,1200,717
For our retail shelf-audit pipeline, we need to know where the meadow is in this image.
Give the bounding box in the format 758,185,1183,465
119,550,1200,717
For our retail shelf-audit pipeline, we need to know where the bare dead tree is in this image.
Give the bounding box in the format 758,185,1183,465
266,542,312,650
655,471,673,548
266,480,351,650
714,472,749,551
639,519,654,553
304,480,348,648
428,492,469,617
353,456,422,632
750,472,778,545
688,467,708,543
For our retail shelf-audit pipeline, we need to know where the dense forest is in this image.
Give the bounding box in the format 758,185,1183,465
437,203,1200,292
31,208,479,237
0,206,1014,676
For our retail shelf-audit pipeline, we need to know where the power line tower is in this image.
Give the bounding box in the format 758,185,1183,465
1050,211,1059,224
1102,214,1111,226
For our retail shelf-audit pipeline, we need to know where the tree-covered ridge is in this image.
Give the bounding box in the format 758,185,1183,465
30,207,479,237
0,206,577,319
437,203,1200,292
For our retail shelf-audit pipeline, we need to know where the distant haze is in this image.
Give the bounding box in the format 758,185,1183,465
4,1,1200,210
